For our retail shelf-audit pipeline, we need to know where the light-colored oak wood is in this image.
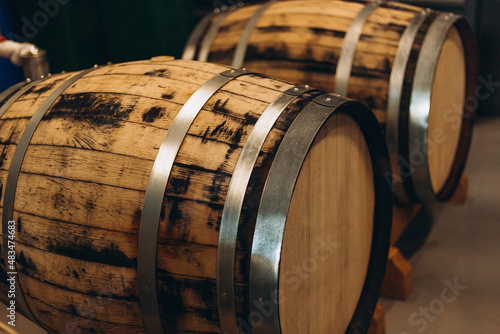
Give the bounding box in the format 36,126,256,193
428,26,466,194
279,112,374,334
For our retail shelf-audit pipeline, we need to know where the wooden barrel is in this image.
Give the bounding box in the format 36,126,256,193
0,59,392,333
183,0,477,204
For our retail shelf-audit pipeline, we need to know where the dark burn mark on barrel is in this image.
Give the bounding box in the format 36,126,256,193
160,203,166,221
170,172,191,195
206,211,221,231
184,247,203,270
0,183,3,202
225,147,236,160
157,273,219,328
16,217,22,233
309,27,346,39
144,68,170,77
201,127,210,144
142,106,165,123
247,44,288,60
158,272,217,310
231,126,244,145
18,251,37,272
53,192,65,209
207,167,226,205
0,145,8,168
244,112,258,124
44,93,134,128
211,121,227,136
26,80,58,94
213,99,231,114
49,242,137,268
69,304,80,316
164,199,192,242
162,92,175,100
168,201,183,226
84,198,96,214
72,270,80,279
256,26,292,33
133,208,142,222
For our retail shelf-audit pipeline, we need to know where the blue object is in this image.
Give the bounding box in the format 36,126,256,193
0,0,24,92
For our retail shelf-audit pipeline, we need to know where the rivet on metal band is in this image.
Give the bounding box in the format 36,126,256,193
182,11,219,60
232,1,274,68
217,85,314,334
138,68,253,334
249,93,348,334
2,67,96,329
409,13,460,202
386,9,430,204
334,0,386,95
198,9,232,62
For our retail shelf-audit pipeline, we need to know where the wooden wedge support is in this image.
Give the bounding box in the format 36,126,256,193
449,174,469,205
381,247,413,299
391,204,423,245
368,303,386,334
0,322,19,334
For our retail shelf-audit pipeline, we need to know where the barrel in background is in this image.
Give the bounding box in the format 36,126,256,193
0,59,392,334
184,0,477,204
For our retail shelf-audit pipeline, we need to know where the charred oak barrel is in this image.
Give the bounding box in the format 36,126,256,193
183,0,477,204
0,59,392,334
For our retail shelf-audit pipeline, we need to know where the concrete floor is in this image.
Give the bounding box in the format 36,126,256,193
1,117,499,333
382,116,500,334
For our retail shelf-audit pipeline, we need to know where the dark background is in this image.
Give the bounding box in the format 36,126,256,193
0,0,498,115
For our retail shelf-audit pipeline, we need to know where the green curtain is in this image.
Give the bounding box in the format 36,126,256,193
14,0,195,72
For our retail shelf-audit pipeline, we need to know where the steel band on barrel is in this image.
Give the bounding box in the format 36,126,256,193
232,1,275,68
2,67,97,330
249,93,393,333
0,81,29,108
198,9,233,62
409,13,463,202
387,9,430,204
249,93,348,334
182,11,219,60
334,0,386,95
0,80,43,119
217,84,314,334
138,68,253,334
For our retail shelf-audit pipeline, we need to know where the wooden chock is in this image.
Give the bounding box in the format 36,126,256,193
0,322,19,334
381,246,413,299
368,303,386,334
448,174,468,205
391,204,422,245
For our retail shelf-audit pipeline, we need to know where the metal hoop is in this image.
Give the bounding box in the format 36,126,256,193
386,9,430,204
2,68,96,330
138,68,253,334
409,13,463,202
232,1,274,68
217,84,313,334
334,0,386,95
